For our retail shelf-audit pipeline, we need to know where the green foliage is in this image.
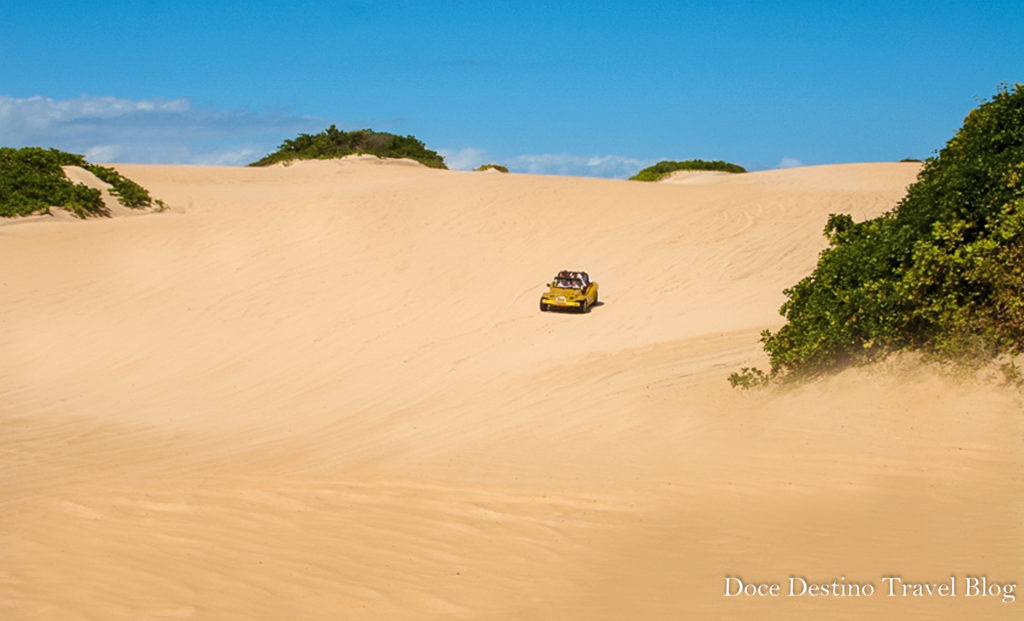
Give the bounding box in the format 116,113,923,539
0,147,104,217
250,125,447,169
475,163,509,173
0,147,159,217
1001,359,1024,386
728,367,771,389
86,164,152,208
752,84,1024,381
630,159,746,181
900,158,924,163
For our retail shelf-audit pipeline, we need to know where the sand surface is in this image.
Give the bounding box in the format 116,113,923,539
658,169,736,184
2,159,1020,620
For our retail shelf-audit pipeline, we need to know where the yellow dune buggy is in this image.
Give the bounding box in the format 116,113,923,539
539,270,598,313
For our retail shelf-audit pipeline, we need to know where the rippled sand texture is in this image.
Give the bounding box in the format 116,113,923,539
2,159,1020,620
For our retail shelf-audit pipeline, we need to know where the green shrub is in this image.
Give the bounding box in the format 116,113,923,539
475,163,509,173
630,159,746,181
0,147,104,217
0,147,159,217
728,367,771,389
747,84,1024,381
250,125,448,169
87,164,152,208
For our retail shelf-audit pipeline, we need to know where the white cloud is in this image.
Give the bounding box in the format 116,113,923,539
437,148,653,178
83,145,122,163
190,148,264,167
0,95,191,135
506,153,656,178
439,146,487,170
0,94,322,165
2,94,662,178
778,156,804,169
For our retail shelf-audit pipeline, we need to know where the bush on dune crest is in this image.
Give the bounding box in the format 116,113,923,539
731,84,1024,387
249,125,447,169
630,159,746,181
475,163,509,172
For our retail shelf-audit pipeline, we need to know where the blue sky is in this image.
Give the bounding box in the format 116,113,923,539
1,1,1021,176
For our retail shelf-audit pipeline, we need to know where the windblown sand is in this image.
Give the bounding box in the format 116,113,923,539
2,160,1020,620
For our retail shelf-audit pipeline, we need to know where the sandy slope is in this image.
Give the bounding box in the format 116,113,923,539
658,169,735,184
1,159,1020,620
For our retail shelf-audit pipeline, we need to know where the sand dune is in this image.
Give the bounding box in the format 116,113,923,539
2,159,1020,620
658,169,735,184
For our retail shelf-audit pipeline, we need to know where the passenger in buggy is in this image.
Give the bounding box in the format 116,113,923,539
557,270,590,289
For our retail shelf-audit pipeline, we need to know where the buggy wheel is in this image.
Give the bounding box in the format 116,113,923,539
539,298,548,312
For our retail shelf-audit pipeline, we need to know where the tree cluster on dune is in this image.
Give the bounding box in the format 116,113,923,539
630,159,746,181
733,84,1024,387
249,125,447,169
474,163,509,173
